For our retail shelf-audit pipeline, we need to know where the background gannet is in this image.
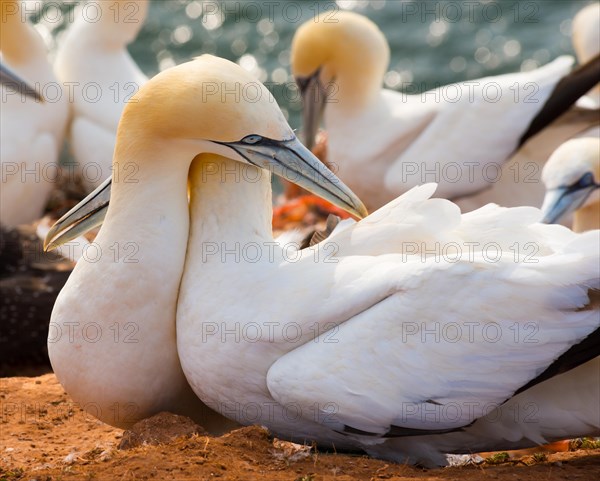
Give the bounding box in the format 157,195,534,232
291,11,600,211
54,0,149,192
133,58,600,465
1,0,69,227
44,55,365,432
541,137,600,231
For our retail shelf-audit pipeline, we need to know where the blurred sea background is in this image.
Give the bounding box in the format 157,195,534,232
27,0,597,131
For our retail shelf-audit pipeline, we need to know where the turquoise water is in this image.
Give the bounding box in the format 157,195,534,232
32,0,595,128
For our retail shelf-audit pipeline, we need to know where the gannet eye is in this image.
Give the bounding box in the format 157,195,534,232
241,135,263,145
571,172,595,190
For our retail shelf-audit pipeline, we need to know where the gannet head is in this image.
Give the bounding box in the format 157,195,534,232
117,54,292,147
291,11,390,148
45,55,367,249
540,137,600,224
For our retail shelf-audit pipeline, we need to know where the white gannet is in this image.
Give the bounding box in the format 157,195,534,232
573,3,600,108
44,55,599,466
1,0,69,227
541,137,600,231
43,55,365,432
54,0,149,192
291,11,600,211
176,80,599,463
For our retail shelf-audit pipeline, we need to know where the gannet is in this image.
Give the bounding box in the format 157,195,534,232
164,58,596,465
54,0,149,192
291,11,600,211
176,89,599,463
1,0,69,227
43,56,365,432
541,137,600,231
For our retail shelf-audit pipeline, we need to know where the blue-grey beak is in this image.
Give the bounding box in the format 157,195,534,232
217,134,367,218
540,172,599,224
0,62,43,101
296,69,326,151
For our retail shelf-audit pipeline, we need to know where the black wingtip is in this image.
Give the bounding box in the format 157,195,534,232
519,52,600,148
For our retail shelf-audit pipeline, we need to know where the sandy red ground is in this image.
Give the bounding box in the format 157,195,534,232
1,374,599,481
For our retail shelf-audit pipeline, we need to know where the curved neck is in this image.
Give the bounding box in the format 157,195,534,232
0,1,46,65
187,155,274,246
76,0,148,49
573,201,599,232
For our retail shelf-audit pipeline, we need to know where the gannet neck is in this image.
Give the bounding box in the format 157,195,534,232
573,201,600,232
49,139,194,428
573,3,600,103
573,3,600,64
0,0,46,65
292,11,390,112
74,0,148,49
187,154,274,245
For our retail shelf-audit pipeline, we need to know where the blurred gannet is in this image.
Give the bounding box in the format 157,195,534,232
43,56,365,431
1,0,69,227
44,55,599,466
541,137,600,231
291,11,600,210
55,0,149,192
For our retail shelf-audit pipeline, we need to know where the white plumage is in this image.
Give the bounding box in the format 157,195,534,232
54,0,148,192
178,176,599,465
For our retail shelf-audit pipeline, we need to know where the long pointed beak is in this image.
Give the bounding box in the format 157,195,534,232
44,176,112,251
296,70,326,150
218,135,368,219
0,62,43,101
540,184,598,224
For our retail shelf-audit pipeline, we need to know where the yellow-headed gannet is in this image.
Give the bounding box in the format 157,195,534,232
43,55,365,431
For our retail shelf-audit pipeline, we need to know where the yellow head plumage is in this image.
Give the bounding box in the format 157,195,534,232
115,55,293,158
291,11,390,110
542,137,600,191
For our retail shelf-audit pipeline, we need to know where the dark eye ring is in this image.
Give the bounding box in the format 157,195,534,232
241,135,263,145
571,172,595,190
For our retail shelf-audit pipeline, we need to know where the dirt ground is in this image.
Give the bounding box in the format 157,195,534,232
1,374,599,481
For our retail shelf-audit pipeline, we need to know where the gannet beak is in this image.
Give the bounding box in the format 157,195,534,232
0,63,43,101
218,135,368,218
540,173,599,224
44,176,112,251
296,69,326,150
